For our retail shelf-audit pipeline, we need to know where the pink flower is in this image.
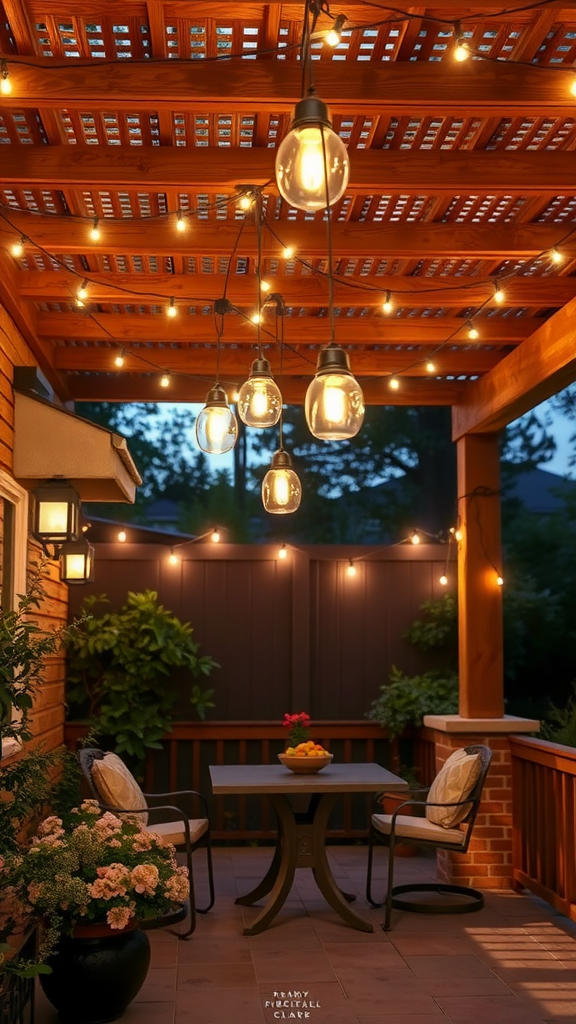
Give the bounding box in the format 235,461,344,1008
131,832,154,852
37,816,64,837
164,867,189,904
106,906,134,930
130,864,159,895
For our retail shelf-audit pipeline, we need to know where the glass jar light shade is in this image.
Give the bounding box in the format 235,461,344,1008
275,96,349,212
32,483,80,544
237,358,282,428
305,347,365,440
262,450,301,515
196,385,238,455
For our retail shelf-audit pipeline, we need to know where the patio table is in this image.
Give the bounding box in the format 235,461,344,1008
209,761,407,935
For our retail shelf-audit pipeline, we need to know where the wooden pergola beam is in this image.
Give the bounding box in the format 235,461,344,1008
68,373,468,405
0,215,568,260
3,148,576,196
3,57,576,118
52,346,504,376
23,272,576,308
38,312,530,345
452,295,576,438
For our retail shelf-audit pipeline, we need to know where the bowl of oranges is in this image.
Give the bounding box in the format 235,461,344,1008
278,742,334,773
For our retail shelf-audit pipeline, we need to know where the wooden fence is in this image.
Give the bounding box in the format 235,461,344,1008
66,720,436,841
510,735,576,922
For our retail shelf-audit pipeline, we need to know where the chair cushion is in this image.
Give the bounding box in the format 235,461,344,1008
426,748,482,829
145,818,209,847
372,812,466,847
91,752,149,824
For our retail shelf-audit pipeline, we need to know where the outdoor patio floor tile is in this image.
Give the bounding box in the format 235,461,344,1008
33,846,576,1024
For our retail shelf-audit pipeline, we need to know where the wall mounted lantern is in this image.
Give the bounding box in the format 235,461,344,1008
59,537,95,584
32,482,80,546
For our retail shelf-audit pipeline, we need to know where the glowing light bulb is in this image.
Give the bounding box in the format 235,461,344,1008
283,246,295,260
426,361,436,374
571,76,576,99
160,373,170,388
176,211,186,232
454,528,462,542
196,385,238,454
411,531,420,545
75,297,85,308
382,292,393,314
10,236,25,258
77,280,89,300
118,530,127,543
167,297,177,318
260,280,271,293
238,194,252,211
439,574,448,586
251,312,262,325
454,40,469,61
278,544,288,560
262,450,301,514
389,377,399,390
493,285,505,303
346,560,357,577
211,528,220,543
237,360,283,428
496,575,504,587
0,75,11,95
231,388,240,403
275,97,349,211
305,348,364,440
467,322,479,340
551,247,564,264
325,28,340,46
168,552,179,565
114,350,125,368
90,218,100,241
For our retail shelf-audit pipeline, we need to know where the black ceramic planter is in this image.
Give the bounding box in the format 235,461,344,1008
40,926,151,1024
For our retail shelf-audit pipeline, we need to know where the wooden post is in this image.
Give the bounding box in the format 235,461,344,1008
291,547,311,711
456,433,504,718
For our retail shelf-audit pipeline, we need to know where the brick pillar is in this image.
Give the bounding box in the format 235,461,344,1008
423,724,532,890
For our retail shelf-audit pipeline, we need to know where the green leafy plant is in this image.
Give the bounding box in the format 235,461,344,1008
0,561,70,744
540,681,576,747
367,594,459,739
65,590,218,763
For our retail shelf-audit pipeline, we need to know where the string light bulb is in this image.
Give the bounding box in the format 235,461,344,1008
114,349,125,368
176,211,187,232
325,15,345,47
493,284,505,304
439,574,448,586
305,345,364,440
382,292,393,314
211,528,221,543
262,449,302,514
10,235,26,258
90,218,100,241
75,297,85,308
426,361,436,374
0,59,11,95
260,279,271,293
167,297,177,318
168,551,179,565
275,96,349,211
160,373,170,388
196,384,238,455
467,322,479,340
238,193,253,211
237,357,282,428
551,247,564,264
251,312,262,325
282,246,295,260
453,24,469,61
118,530,127,543
496,574,504,587
77,280,89,301
278,544,288,560
389,376,399,391
411,531,420,545
346,560,357,577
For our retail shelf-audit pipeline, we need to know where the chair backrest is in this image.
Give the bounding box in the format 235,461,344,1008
78,748,149,823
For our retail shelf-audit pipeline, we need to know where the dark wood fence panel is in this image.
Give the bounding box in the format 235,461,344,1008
68,542,451,721
510,735,576,922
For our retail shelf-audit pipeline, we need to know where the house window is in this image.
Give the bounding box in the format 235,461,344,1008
0,472,28,758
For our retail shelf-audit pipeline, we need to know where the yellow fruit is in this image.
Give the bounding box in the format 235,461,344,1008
285,747,295,755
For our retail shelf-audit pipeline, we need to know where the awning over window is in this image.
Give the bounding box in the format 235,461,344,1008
13,392,142,502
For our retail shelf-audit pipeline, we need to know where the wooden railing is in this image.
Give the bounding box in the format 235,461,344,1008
66,720,428,840
510,735,576,922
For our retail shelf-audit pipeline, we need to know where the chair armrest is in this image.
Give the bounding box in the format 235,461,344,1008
143,789,209,816
97,801,195,843
387,794,478,828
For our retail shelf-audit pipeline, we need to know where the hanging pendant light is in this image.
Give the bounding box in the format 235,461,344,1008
237,357,282,428
196,384,238,455
275,95,349,212
262,448,302,515
305,344,364,440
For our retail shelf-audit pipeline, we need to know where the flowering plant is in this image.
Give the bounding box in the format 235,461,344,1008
0,800,189,973
282,712,311,747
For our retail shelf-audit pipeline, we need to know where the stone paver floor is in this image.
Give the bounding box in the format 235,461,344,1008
35,846,576,1024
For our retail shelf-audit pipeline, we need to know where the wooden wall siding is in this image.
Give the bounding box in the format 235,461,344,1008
67,541,453,722
510,735,576,922
0,303,69,759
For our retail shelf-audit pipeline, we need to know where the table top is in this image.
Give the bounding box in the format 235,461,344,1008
209,762,408,795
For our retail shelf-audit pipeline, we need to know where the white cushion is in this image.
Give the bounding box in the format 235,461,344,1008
372,812,466,847
426,748,482,829
91,753,148,824
145,817,209,847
